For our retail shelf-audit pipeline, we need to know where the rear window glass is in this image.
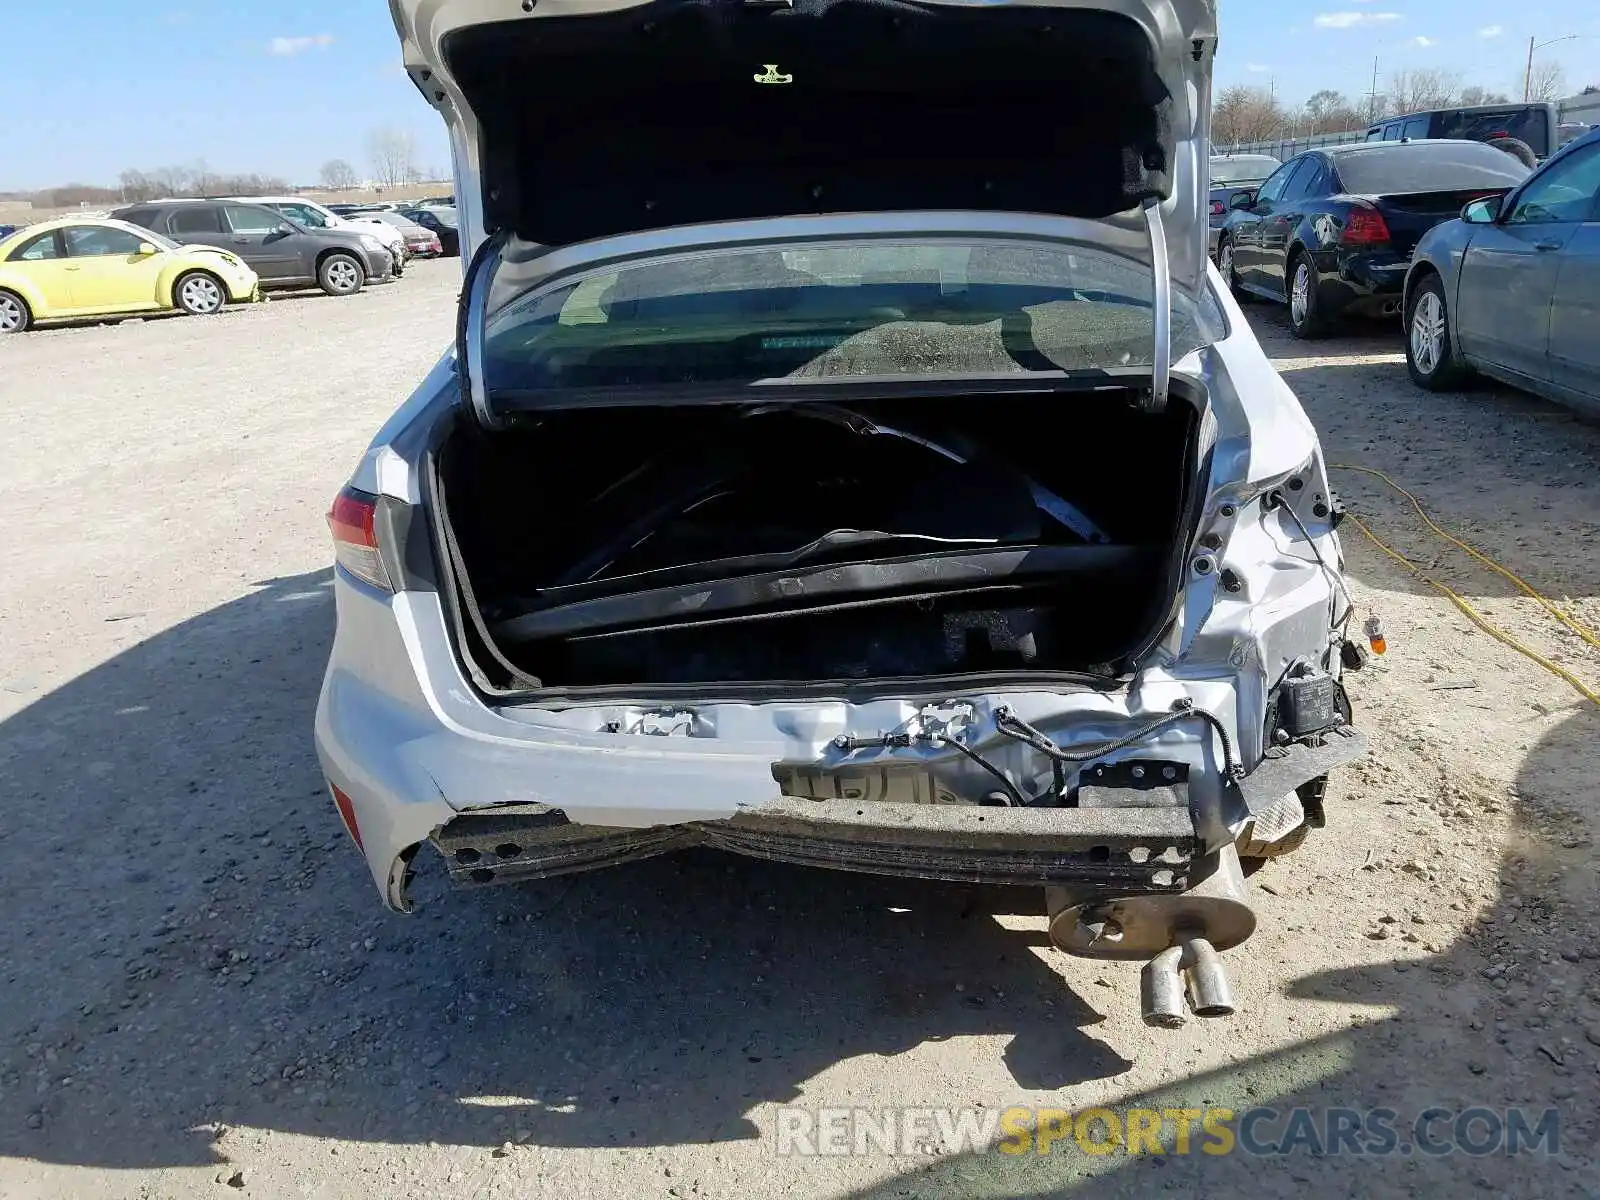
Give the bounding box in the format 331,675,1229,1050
1333,143,1531,193
1435,107,1551,156
483,240,1227,398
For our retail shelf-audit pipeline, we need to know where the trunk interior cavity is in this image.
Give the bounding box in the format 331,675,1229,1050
436,387,1204,694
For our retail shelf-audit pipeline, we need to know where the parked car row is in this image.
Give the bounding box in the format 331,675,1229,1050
1209,127,1600,416
0,217,261,333
332,202,461,257
0,195,459,333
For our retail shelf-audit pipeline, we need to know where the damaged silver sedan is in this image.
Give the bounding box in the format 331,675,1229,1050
315,0,1365,1027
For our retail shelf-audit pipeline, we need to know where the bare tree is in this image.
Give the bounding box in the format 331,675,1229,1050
1386,68,1462,114
1458,85,1512,106
118,169,156,203
149,164,194,198
1212,85,1287,146
366,127,418,188
1525,60,1566,102
1302,88,1363,134
320,158,358,190
190,158,218,196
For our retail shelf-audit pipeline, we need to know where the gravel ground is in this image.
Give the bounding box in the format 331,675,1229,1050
1,264,1597,1199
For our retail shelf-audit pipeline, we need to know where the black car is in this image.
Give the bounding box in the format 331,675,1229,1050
397,206,460,257
1214,139,1530,338
110,200,393,296
1367,102,1560,160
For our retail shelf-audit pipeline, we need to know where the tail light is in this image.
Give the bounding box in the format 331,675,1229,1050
327,486,393,591
1210,199,1225,216
1340,205,1391,245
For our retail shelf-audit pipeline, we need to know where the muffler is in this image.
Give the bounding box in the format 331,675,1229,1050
1046,844,1255,959
1047,845,1253,1024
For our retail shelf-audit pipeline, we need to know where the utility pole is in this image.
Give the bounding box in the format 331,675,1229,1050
1524,34,1583,102
1363,56,1381,123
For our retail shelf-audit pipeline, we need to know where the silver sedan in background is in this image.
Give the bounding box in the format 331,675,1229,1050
1403,127,1600,416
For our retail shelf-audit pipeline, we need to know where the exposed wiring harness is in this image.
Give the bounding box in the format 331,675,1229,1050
831,730,1027,807
994,701,1244,781
1265,488,1354,620
1331,463,1600,710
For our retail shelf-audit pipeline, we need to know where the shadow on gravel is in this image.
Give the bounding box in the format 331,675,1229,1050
0,569,1129,1170
840,704,1600,1198
1269,353,1600,605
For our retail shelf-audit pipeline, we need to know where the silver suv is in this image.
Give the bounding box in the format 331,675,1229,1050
316,0,1364,1028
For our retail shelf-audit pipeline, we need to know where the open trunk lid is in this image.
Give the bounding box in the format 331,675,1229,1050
393,0,1217,420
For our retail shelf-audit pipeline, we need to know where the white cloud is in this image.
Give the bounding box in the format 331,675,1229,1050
1313,10,1402,28
1478,24,1503,37
1413,35,1436,46
268,34,335,56
1246,62,1272,73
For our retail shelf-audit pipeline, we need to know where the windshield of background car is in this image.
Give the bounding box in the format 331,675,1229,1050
1333,142,1531,193
482,240,1228,395
1210,156,1279,184
1435,107,1551,157
428,208,459,229
272,202,332,228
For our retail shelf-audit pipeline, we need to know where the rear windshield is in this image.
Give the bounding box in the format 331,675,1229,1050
1333,142,1531,194
1434,107,1551,157
482,240,1227,398
1210,156,1279,185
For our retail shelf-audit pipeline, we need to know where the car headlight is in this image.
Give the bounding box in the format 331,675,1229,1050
359,235,386,252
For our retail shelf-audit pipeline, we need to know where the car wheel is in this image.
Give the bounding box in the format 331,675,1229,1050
173,270,227,316
318,253,366,297
1286,253,1329,339
1404,272,1471,391
0,289,31,333
1216,236,1249,300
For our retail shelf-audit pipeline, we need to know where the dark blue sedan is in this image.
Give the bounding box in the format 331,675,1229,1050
1402,127,1600,416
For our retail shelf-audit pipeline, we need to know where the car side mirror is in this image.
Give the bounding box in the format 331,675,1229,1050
1229,191,1255,211
136,242,158,256
1462,196,1502,224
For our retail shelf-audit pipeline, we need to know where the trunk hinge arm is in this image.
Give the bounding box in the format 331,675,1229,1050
458,230,510,430
1140,198,1171,413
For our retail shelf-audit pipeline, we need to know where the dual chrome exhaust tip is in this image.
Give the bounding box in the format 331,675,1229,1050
1140,935,1235,1027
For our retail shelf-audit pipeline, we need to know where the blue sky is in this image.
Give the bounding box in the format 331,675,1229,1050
2,1,1598,191
1216,1,1599,108
1,2,452,191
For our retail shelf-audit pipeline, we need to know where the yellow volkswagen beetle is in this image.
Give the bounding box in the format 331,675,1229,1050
0,217,260,333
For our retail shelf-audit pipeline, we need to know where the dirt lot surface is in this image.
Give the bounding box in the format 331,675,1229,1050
2,264,1597,1199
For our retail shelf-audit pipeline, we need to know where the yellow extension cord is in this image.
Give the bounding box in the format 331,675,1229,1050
1328,463,1600,709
